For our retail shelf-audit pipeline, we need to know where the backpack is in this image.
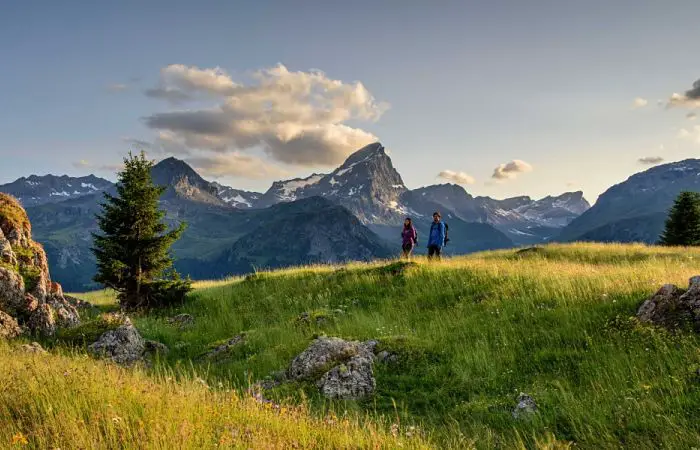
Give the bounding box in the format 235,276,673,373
444,222,450,245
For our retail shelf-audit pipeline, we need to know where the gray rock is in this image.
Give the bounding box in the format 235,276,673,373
637,279,700,330
318,352,375,400
88,318,145,365
289,336,377,400
636,284,689,327
166,313,194,329
21,341,47,354
0,310,21,339
205,334,245,360
512,393,537,419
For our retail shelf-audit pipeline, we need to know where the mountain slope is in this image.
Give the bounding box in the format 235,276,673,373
558,159,700,243
182,197,393,278
0,174,113,207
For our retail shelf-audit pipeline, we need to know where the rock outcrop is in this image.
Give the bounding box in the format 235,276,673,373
0,310,21,339
0,193,79,336
288,336,377,400
637,277,700,330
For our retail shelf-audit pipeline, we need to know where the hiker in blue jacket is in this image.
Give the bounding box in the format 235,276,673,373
427,211,446,260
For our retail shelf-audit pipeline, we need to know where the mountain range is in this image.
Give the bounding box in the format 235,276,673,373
8,142,694,291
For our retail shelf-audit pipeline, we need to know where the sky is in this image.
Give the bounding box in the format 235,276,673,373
1,0,699,204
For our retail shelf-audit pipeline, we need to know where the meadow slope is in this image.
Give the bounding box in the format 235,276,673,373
4,243,700,448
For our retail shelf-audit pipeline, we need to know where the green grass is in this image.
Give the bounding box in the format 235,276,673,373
18,242,700,448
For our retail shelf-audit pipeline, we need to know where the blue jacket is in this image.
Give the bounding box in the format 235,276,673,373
428,221,446,247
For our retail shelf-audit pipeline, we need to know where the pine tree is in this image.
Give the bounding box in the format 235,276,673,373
659,191,700,246
92,152,191,309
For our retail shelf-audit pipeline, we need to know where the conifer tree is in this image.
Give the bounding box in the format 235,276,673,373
659,191,700,246
92,152,191,309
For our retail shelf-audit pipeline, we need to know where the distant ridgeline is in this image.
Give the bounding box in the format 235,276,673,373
13,144,699,291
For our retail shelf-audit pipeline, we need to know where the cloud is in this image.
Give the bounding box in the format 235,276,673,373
638,156,664,165
72,159,123,172
688,112,697,120
141,63,388,170
632,97,648,109
667,78,700,109
678,125,700,144
73,159,91,169
184,152,289,179
491,160,533,180
106,83,129,92
438,170,475,185
144,87,192,104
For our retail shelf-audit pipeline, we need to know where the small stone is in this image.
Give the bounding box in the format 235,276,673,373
512,393,537,419
205,334,245,360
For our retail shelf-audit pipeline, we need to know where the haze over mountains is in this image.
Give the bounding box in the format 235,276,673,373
2,142,698,291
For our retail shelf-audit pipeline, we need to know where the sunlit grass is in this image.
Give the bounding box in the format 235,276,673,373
33,242,700,448
0,341,427,449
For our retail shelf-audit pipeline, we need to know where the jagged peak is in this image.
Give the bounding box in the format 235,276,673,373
340,142,386,167
152,157,205,187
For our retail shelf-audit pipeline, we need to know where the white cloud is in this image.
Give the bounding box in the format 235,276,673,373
438,170,476,185
141,63,388,174
185,152,289,179
667,78,700,109
491,160,533,180
632,97,648,109
688,112,697,120
678,125,700,144
638,156,664,165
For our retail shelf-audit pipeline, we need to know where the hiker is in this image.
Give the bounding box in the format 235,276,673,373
427,211,446,260
401,217,417,259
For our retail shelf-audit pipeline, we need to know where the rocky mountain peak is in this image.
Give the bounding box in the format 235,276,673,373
152,157,224,206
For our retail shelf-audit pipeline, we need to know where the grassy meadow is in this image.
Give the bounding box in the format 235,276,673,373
4,242,700,448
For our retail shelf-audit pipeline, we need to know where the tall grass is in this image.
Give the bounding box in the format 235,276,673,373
0,342,428,449
31,243,700,447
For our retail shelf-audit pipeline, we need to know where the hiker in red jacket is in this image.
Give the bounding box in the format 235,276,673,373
401,217,417,259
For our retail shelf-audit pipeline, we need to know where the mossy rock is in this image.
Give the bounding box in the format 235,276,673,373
375,335,444,367
0,193,31,236
19,266,41,293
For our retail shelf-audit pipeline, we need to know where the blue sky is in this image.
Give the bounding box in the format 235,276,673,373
1,0,699,203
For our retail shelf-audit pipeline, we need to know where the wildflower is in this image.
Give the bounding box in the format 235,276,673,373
11,433,28,445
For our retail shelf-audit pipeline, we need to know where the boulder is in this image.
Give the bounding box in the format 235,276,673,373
88,318,145,366
512,393,538,419
318,351,376,400
64,295,98,311
636,284,688,327
637,277,700,330
289,336,377,400
0,310,21,339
